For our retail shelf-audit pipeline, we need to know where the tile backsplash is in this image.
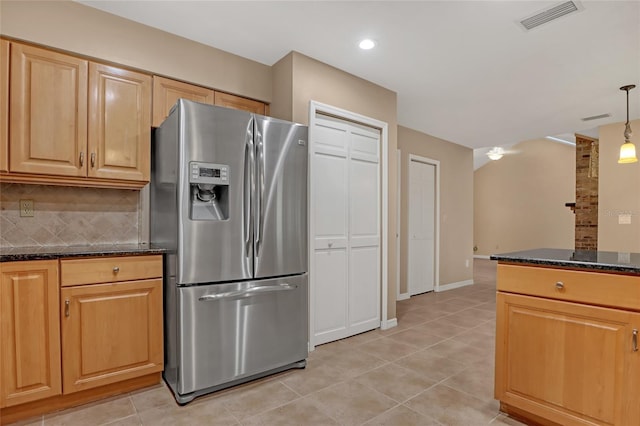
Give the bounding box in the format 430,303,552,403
0,183,140,248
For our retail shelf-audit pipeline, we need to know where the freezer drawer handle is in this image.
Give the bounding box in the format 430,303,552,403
198,283,298,301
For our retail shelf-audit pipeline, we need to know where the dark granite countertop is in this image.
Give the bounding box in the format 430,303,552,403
490,248,640,274
0,244,166,262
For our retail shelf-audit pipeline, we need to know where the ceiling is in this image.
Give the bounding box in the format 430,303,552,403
79,1,640,150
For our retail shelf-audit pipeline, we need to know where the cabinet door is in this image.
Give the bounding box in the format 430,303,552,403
88,63,151,182
1,39,9,173
10,43,88,176
214,91,267,115
152,76,214,127
61,279,163,394
0,260,61,407
495,292,640,426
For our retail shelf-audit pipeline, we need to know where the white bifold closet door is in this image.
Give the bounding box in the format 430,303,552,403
408,159,436,295
312,114,380,346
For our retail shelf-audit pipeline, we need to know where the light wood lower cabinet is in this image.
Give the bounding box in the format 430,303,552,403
0,260,61,408
495,265,640,426
59,255,163,394
61,279,163,394
0,255,163,423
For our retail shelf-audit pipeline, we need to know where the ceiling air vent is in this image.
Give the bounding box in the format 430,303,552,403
519,1,581,31
582,113,611,122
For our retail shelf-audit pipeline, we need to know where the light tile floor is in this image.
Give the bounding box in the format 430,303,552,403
13,259,526,426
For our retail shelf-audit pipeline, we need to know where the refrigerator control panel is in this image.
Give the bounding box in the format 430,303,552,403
189,162,229,185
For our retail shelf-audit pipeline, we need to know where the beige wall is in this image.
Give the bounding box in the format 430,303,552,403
272,52,399,319
270,53,293,121
598,119,640,252
0,0,271,102
474,138,575,256
397,126,474,293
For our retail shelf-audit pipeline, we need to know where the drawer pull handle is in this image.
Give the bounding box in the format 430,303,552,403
90,152,96,168
79,152,84,167
65,299,70,317
555,281,564,290
633,329,638,352
113,266,120,273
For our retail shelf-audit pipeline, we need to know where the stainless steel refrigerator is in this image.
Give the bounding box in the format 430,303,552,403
151,99,308,404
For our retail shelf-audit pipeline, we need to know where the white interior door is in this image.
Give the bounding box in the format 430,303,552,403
312,120,349,342
348,127,380,330
312,114,380,346
408,158,436,295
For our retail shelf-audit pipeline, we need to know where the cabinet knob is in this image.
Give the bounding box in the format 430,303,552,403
555,281,564,290
65,299,70,317
79,152,84,167
113,266,120,273
90,152,96,168
328,242,333,248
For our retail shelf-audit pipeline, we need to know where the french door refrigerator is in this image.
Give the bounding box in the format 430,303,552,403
151,99,308,404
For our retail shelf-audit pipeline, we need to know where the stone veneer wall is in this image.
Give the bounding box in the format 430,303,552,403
575,135,599,250
0,183,140,248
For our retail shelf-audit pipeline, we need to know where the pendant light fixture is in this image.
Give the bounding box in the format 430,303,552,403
618,84,637,164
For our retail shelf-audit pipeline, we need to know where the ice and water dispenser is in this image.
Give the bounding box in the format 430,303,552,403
189,162,229,221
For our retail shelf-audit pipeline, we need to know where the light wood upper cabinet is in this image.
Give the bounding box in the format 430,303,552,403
89,63,151,182
214,91,267,115
152,77,269,125
0,260,61,408
9,43,88,177
152,76,214,127
1,39,9,173
5,41,151,188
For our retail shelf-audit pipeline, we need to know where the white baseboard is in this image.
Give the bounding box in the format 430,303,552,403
436,279,474,292
397,292,410,301
381,318,398,330
473,255,491,259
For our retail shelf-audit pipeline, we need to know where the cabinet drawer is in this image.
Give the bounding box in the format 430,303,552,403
61,255,162,286
497,264,640,311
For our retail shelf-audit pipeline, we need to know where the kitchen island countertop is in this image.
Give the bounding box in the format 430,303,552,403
0,243,166,262
490,247,640,274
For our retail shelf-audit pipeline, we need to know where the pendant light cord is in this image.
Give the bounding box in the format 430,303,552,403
627,87,630,125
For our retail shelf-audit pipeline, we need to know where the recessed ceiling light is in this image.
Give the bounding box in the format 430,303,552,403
359,39,376,50
487,147,505,160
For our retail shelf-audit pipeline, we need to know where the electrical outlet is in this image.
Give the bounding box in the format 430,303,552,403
19,199,34,217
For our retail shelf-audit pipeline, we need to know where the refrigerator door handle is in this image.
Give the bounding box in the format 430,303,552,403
198,283,298,301
256,131,265,257
244,123,254,259
242,141,253,257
